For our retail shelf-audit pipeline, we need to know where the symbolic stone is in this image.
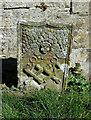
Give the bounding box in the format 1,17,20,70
18,21,72,92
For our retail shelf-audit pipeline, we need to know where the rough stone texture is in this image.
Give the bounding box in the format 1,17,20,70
0,1,90,82
17,21,72,90
73,2,89,14
3,9,30,27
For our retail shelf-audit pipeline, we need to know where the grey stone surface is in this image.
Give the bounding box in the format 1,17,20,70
0,1,90,81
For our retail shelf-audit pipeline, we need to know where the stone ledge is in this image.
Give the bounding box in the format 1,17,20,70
3,2,25,9
2,1,65,9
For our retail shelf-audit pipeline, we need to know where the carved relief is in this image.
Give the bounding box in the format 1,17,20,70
22,27,69,59
18,21,72,91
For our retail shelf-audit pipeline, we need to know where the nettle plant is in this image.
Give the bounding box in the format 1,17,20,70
67,63,90,92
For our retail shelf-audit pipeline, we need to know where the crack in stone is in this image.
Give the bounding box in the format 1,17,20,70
4,7,30,10
70,0,73,14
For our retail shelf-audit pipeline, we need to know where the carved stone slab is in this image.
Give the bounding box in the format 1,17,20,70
17,21,72,91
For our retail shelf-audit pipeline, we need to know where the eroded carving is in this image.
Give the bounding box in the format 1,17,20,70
22,27,68,59
18,21,72,91
23,58,63,85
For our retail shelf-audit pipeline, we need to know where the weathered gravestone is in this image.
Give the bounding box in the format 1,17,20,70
17,21,72,91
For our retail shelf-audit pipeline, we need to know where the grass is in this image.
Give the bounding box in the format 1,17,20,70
2,74,91,119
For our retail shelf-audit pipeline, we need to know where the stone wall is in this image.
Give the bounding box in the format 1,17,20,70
0,0,90,81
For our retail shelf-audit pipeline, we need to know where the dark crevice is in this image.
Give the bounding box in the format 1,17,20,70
35,2,48,11
23,69,30,77
42,71,49,76
4,7,30,10
55,64,60,69
2,58,18,88
70,0,73,14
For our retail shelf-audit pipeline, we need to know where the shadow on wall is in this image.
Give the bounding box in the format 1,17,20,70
2,58,18,88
